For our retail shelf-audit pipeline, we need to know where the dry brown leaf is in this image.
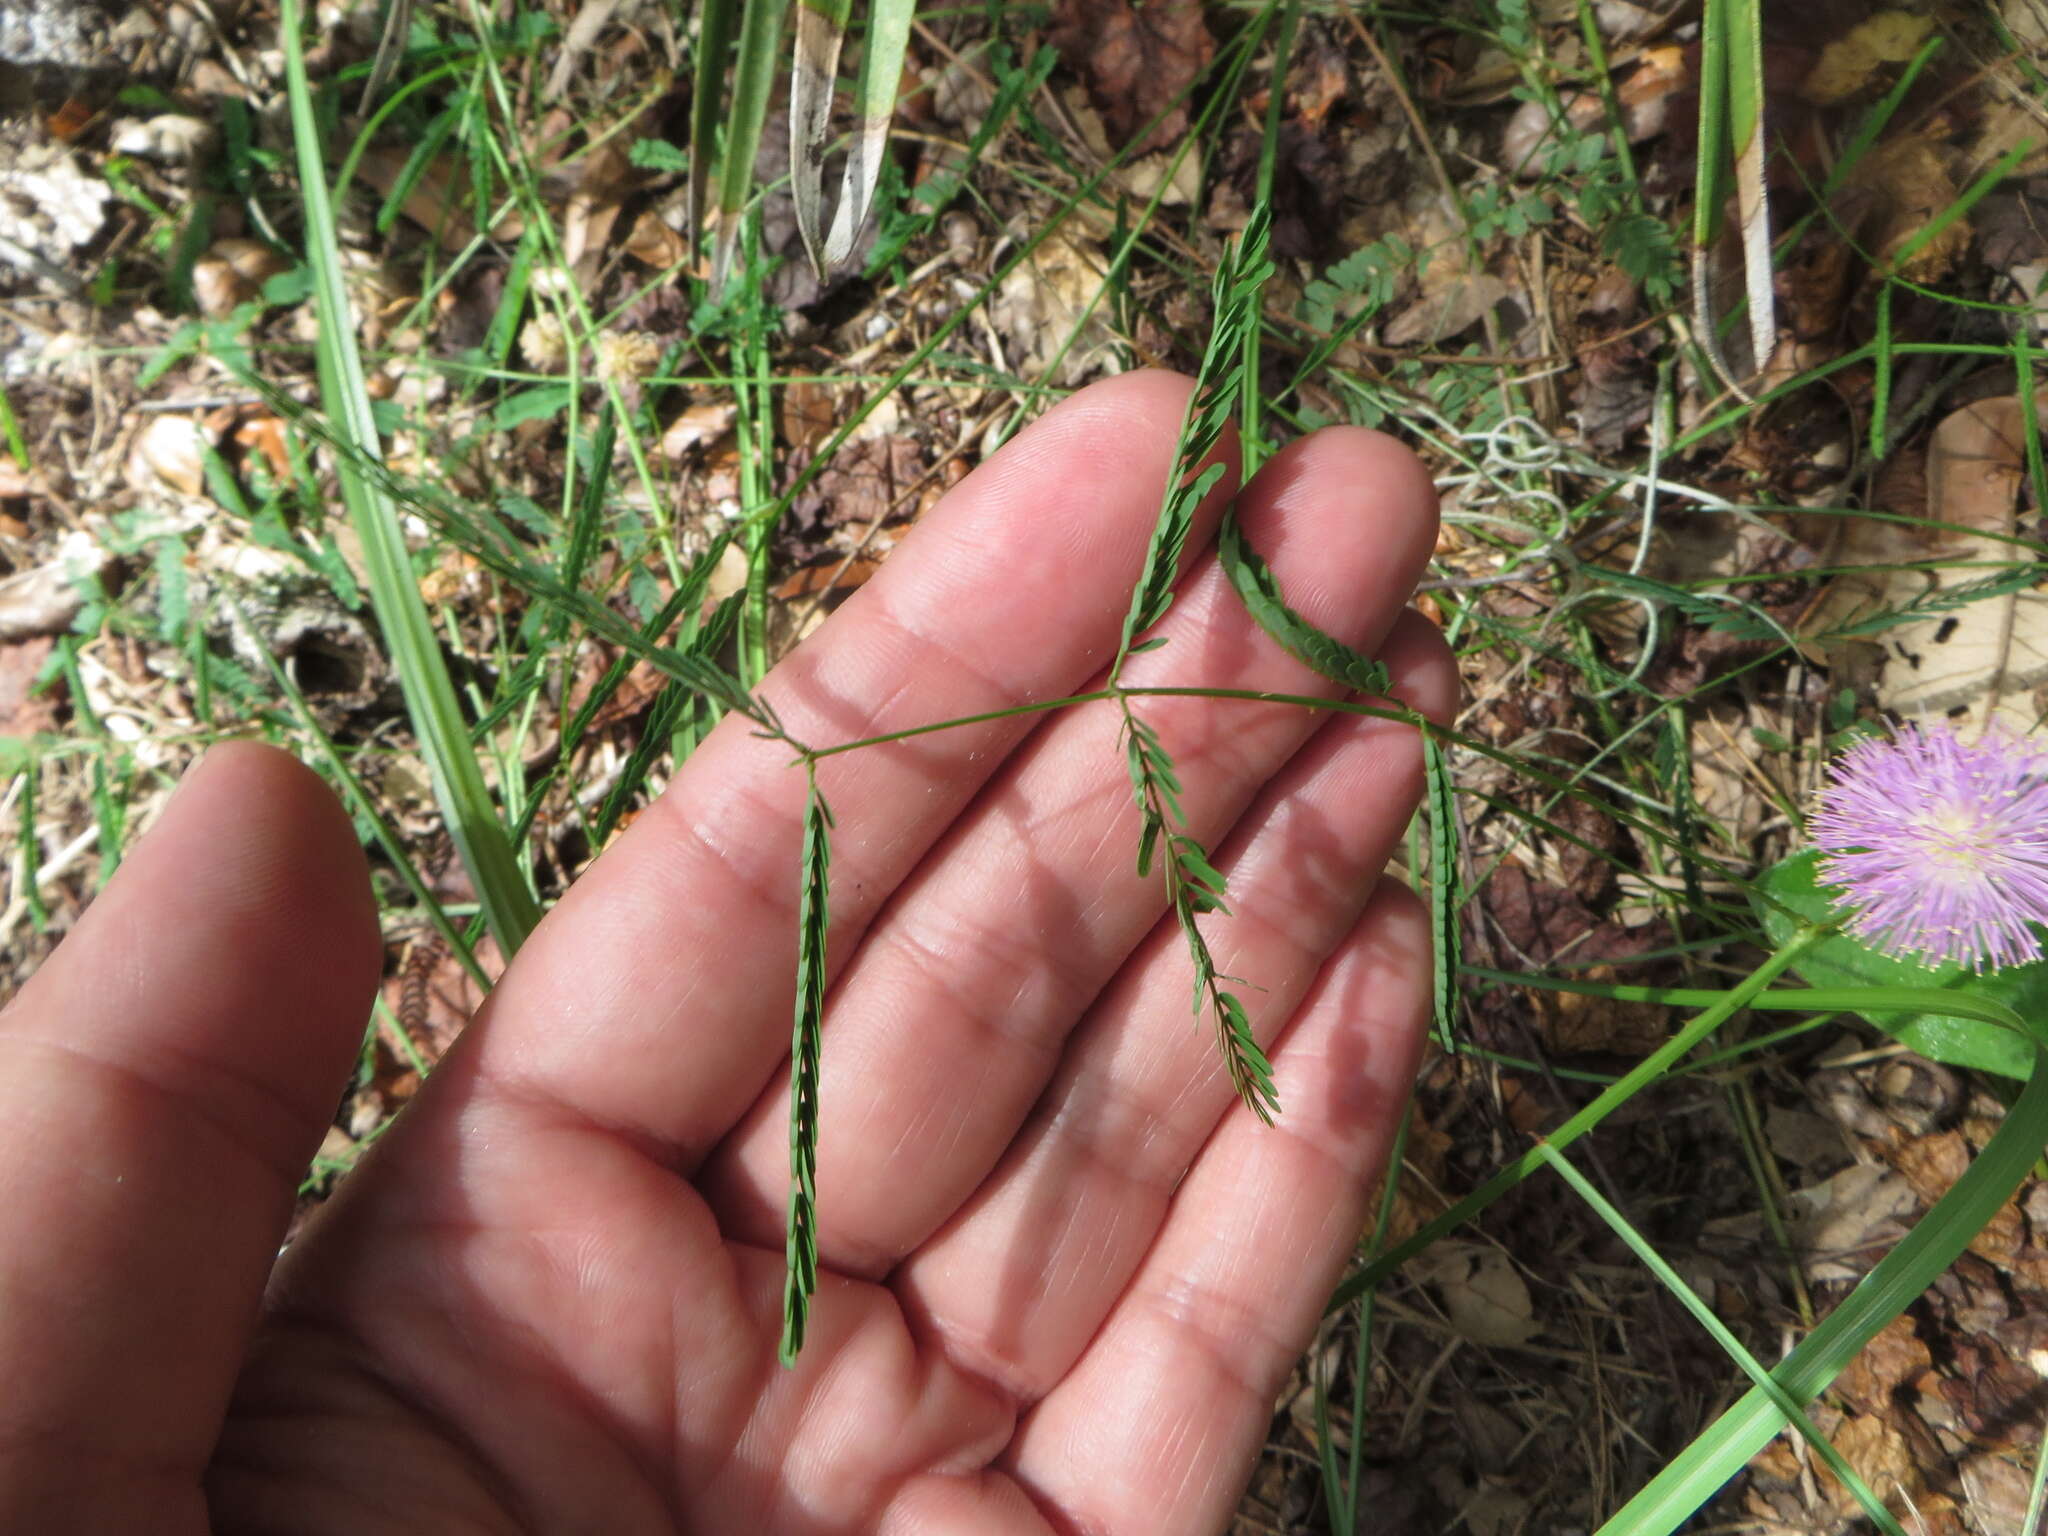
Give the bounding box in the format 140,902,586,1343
1385,272,1509,347
1895,397,2048,732
661,400,738,460
1891,1131,2026,1268
1836,1313,1934,1418
1852,135,1972,284
1817,1413,1921,1513
562,141,634,279
1784,1162,1919,1284
1285,27,1350,128
1420,1246,1541,1349
1801,11,1936,105
988,227,1116,386
1115,150,1201,209
623,209,688,270
1531,970,1669,1056
1764,1105,1850,1174
1047,0,1214,155
126,415,215,499
1959,1452,2034,1535
1505,48,1683,178
779,380,838,457
0,531,110,642
0,635,59,735
773,555,884,599
354,145,522,252
231,413,292,481
1802,396,2048,734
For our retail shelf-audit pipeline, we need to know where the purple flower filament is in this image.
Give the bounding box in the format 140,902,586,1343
1809,722,2048,972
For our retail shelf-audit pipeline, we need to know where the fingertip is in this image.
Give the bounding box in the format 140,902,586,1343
1375,607,1461,728
18,738,383,1147
143,741,383,1006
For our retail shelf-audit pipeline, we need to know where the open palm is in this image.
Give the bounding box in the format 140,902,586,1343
0,372,1451,1534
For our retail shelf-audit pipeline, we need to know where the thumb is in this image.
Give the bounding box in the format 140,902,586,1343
0,743,380,1529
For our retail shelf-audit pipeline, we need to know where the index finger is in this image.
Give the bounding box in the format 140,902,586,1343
458,371,1238,1161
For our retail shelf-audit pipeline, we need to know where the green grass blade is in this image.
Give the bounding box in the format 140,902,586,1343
1723,0,1773,372
823,0,918,268
1425,736,1459,1052
714,0,795,288
228,593,490,993
593,591,743,846
688,0,741,255
1328,926,1830,1311
280,0,540,955
16,757,48,931
1690,0,1732,381
1539,1143,1909,1536
1595,1022,2048,1533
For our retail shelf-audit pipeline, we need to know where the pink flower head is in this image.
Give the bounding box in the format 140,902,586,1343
1810,722,2048,972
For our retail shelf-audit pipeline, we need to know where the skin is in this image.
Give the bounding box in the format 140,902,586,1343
0,370,1453,1535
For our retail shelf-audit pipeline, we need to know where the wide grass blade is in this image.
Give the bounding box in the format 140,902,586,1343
1593,992,2048,1534
1328,927,1830,1310
228,594,490,993
688,0,741,254
1691,0,1776,387
714,0,795,288
790,0,852,277
1723,0,1774,375
280,0,540,956
822,0,916,269
1539,1143,1908,1536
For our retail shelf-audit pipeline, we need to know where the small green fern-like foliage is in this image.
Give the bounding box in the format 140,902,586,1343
1217,510,1390,695
1112,209,1283,1123
1114,206,1276,667
779,775,833,1365
1124,712,1280,1122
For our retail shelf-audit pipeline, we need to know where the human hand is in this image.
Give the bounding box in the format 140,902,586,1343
0,371,1452,1534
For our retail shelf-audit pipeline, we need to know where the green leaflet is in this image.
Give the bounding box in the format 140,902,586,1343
1216,510,1391,696
1216,989,1279,1125
780,779,833,1365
